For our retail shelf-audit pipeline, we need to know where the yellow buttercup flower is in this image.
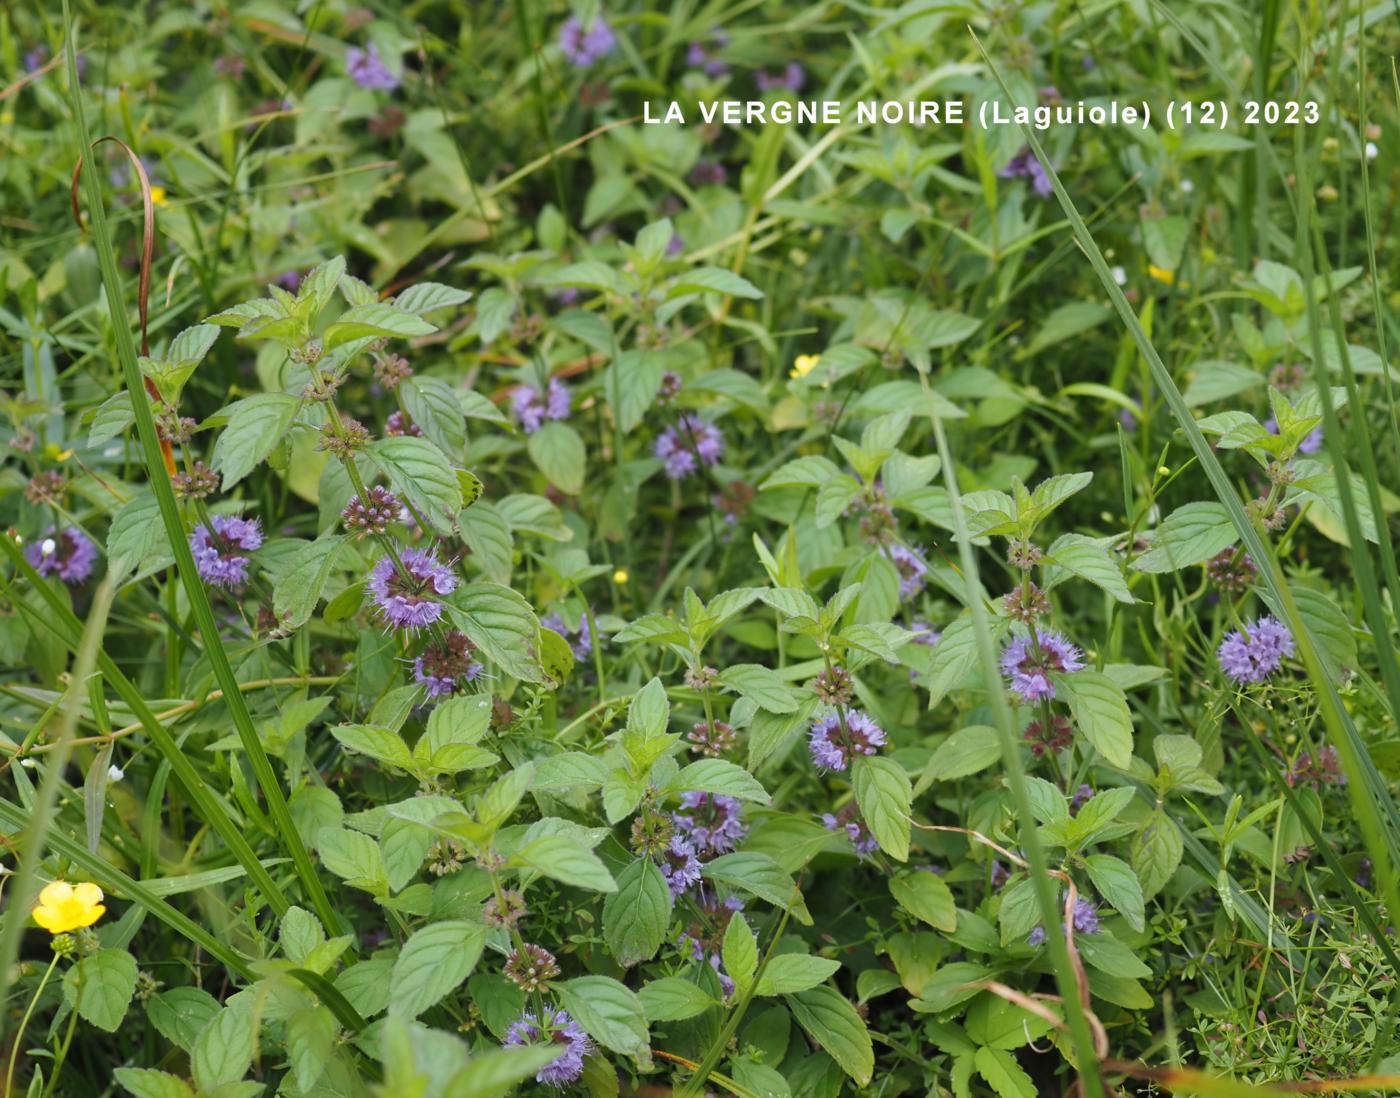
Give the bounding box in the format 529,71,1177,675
149,186,168,208
32,881,106,934
790,354,820,379
1145,264,1189,288
612,568,629,584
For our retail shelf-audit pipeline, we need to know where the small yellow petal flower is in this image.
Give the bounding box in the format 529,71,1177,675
149,186,168,208
1146,264,1176,286
789,354,820,380
32,880,106,934
612,568,629,584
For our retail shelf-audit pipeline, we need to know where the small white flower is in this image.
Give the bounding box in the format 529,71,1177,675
40,538,56,557
1366,141,1379,161
1179,178,1194,194
107,765,125,782
1110,265,1127,286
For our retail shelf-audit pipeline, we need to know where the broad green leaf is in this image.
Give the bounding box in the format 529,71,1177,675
286,1005,337,1090
447,1045,567,1093
458,500,514,584
324,302,436,348
112,1069,195,1098
723,913,758,998
367,435,462,535
785,987,873,1086
107,492,173,585
718,664,797,714
702,852,811,925
1131,812,1184,900
401,375,467,456
63,948,138,1032
446,583,543,682
1084,854,1146,931
192,1002,256,1092
918,726,1001,786
1054,671,1134,769
852,755,911,861
974,1045,1037,1098
603,858,672,966
556,977,649,1056
1044,533,1135,603
888,871,956,931
211,393,301,489
662,759,771,804
527,421,587,495
1132,502,1238,573
667,266,763,300
395,282,472,315
330,724,414,772
510,835,617,892
638,976,716,1021
754,954,840,997
388,921,486,1018
272,535,345,629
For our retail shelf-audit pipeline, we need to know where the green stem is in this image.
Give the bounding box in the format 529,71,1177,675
5,954,59,1096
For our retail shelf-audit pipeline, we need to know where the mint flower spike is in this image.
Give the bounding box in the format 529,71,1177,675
367,545,457,630
189,516,263,588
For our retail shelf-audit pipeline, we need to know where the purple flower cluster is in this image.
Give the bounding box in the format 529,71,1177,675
655,414,724,480
413,630,481,698
808,708,887,772
999,147,1053,198
346,43,400,91
672,793,746,855
756,63,806,92
1218,615,1295,684
367,546,457,630
686,30,729,77
822,807,879,857
510,378,571,434
1000,630,1085,702
660,835,703,897
888,543,928,598
189,516,263,588
504,1006,591,1087
26,527,97,586
1028,898,1100,946
558,15,616,67
541,609,593,661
